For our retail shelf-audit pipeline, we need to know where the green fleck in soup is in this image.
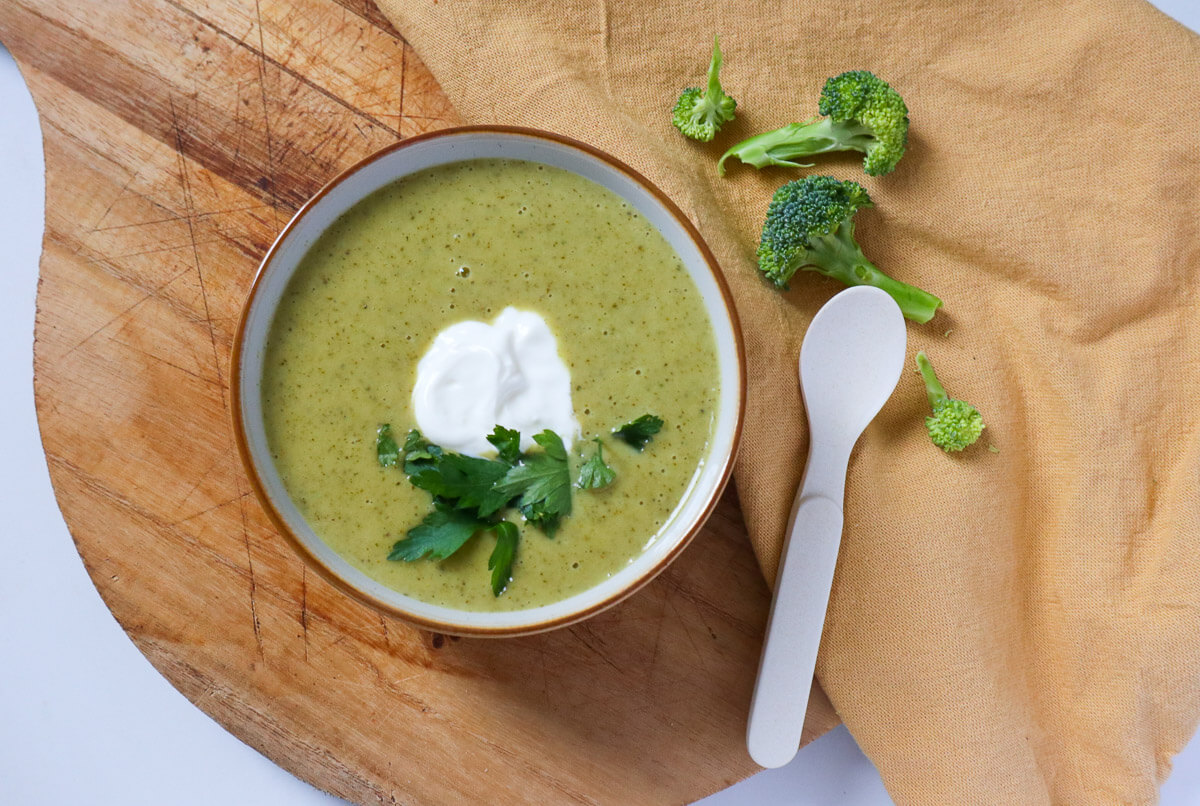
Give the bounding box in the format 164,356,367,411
262,158,719,611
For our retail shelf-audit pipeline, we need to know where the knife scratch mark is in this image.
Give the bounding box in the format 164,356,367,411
239,477,266,660
170,97,226,397
59,264,193,359
301,566,310,663
252,0,280,228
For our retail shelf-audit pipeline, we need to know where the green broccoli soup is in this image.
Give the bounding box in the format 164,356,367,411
261,158,719,611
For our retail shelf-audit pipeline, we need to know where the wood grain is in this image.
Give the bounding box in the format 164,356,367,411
2,0,839,802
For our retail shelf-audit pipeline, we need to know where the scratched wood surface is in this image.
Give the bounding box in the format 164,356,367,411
1,0,839,802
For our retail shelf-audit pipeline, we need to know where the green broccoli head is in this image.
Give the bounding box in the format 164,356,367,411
718,70,908,176
915,351,985,451
757,175,941,322
926,399,986,452
672,36,736,142
818,71,909,176
758,175,872,287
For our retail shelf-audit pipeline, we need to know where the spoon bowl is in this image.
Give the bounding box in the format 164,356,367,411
800,286,908,443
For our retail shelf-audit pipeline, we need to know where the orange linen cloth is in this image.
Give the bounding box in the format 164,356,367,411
376,0,1200,801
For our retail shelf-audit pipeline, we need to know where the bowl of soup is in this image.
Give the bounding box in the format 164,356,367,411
232,126,744,636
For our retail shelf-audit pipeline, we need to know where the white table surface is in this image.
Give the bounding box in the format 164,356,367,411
2,5,1199,803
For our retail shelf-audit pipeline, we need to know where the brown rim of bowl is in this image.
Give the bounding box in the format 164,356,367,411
230,125,747,637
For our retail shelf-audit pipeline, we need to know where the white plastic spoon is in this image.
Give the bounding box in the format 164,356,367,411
746,285,907,769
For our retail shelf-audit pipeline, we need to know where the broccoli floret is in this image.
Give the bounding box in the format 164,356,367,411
757,175,941,322
719,70,908,176
672,36,737,142
915,351,984,452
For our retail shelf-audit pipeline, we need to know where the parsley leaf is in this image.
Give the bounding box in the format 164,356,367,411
381,425,581,589
494,430,572,536
486,425,522,465
400,430,508,516
518,500,562,537
487,521,519,596
376,424,400,467
409,453,511,517
577,438,616,489
613,414,664,450
402,429,443,478
387,502,488,562
403,428,436,461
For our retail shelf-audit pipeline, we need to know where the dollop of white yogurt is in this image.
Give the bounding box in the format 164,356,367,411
412,307,581,457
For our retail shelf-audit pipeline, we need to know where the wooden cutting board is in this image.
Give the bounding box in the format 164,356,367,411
1,0,839,802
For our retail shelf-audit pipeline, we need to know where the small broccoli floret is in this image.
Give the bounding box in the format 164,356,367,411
719,70,908,176
915,351,984,452
672,36,737,142
757,175,941,322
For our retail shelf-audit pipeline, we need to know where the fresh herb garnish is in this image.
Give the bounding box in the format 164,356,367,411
376,424,400,467
408,452,512,517
487,521,519,596
381,422,653,596
387,502,490,562
518,499,562,537
486,425,522,465
577,438,616,489
382,426,570,592
402,429,443,476
493,430,572,536
613,414,664,450
403,428,436,461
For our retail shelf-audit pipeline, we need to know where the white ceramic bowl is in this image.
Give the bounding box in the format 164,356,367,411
232,126,745,636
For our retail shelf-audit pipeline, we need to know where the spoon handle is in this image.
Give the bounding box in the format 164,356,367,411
746,446,848,768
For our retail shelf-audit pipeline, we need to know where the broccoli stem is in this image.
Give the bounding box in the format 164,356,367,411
705,35,724,98
915,351,948,407
684,38,727,128
684,37,727,128
718,118,873,175
847,260,942,324
805,222,943,323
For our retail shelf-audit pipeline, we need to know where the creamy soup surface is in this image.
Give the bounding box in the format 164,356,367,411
262,158,719,611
